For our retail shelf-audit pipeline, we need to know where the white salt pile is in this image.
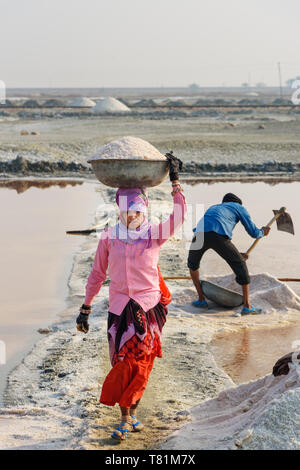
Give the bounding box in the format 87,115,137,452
205,272,300,313
88,136,165,161
69,97,96,108
92,97,130,113
160,272,300,450
162,367,300,450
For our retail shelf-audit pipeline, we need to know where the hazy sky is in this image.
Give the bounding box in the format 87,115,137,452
1,0,300,88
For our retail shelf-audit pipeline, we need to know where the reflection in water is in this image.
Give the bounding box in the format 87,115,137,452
2,177,299,193
181,177,300,186
0,179,83,193
233,328,250,371
211,322,300,385
0,180,100,403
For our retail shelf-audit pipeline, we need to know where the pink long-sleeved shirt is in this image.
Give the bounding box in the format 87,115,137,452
84,191,186,315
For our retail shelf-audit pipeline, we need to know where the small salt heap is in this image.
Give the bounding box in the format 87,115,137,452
69,97,96,108
88,136,165,161
93,97,131,113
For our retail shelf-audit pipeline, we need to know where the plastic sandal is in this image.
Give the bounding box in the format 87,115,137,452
130,415,144,432
192,299,208,308
241,306,262,316
111,422,131,441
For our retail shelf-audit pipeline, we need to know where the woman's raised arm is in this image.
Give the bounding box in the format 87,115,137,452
152,182,187,245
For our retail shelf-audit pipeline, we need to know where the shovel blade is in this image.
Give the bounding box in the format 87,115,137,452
273,210,295,235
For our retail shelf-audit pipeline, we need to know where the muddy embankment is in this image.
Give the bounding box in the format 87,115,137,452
1,155,300,179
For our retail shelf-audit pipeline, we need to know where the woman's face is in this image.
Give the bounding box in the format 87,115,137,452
120,210,144,229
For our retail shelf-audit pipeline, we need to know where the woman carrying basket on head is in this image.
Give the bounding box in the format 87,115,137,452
76,153,186,441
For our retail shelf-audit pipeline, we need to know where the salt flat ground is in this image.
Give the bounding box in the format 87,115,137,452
1,112,300,165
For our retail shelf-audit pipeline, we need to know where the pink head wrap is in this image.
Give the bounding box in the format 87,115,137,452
114,187,151,247
115,187,148,214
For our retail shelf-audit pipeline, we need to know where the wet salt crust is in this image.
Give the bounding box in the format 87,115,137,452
88,136,166,161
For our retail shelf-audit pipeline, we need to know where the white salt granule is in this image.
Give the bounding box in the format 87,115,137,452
88,136,166,162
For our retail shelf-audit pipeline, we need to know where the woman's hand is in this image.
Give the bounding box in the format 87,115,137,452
76,304,91,333
165,151,183,182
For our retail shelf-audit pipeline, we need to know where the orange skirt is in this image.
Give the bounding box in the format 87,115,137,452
100,298,168,409
100,350,156,408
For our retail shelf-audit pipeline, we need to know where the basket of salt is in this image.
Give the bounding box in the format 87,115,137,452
87,136,169,188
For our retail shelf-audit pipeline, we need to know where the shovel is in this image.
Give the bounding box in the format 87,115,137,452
246,206,294,257
200,206,295,307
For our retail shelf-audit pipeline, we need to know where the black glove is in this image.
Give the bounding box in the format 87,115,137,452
272,351,300,376
76,304,91,333
165,151,183,182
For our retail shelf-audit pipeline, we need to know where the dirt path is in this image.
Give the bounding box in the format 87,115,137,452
81,309,231,450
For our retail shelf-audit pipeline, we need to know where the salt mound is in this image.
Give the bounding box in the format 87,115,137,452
205,272,300,313
69,97,96,108
88,136,165,161
162,368,300,450
93,97,130,113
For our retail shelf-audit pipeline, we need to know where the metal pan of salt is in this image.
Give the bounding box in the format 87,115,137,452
87,136,169,188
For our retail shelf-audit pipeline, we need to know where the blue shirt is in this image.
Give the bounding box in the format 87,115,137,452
195,202,264,240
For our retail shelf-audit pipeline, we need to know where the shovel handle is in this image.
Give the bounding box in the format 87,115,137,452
246,207,286,256
162,275,300,282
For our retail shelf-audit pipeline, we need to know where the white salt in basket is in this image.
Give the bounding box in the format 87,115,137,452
88,136,169,188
